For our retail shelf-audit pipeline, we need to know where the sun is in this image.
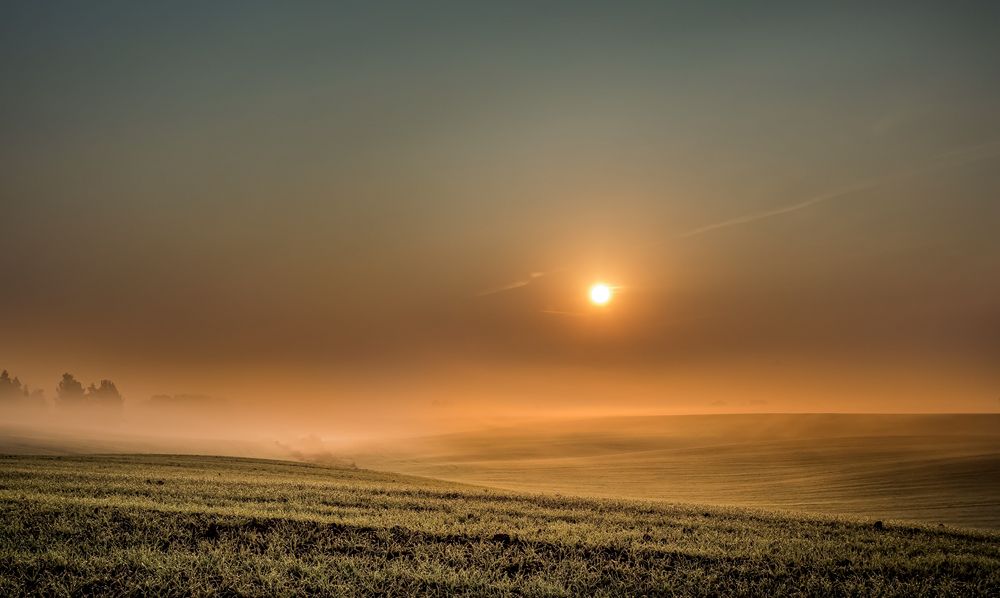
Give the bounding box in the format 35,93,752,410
589,283,612,305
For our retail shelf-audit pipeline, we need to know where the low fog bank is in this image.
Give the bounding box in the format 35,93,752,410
5,393,997,473
0,369,326,461
5,386,1000,527
0,401,360,465
3,366,999,475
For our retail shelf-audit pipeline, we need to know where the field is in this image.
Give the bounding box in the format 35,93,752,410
2,454,999,596
362,414,1000,529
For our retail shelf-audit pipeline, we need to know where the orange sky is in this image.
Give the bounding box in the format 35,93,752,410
1,2,999,432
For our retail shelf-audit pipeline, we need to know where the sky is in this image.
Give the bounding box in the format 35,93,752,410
2,1,999,431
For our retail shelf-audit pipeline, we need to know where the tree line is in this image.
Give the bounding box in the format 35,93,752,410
0,370,123,410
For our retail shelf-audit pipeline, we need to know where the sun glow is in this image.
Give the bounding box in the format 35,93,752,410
589,283,612,305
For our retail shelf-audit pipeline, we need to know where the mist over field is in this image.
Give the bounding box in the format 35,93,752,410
4,1,1000,594
4,386,999,530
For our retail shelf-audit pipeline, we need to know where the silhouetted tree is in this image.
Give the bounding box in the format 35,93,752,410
56,373,87,409
87,379,123,410
0,370,25,401
0,369,45,411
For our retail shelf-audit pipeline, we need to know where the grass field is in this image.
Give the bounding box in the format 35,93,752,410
1,454,998,596
362,414,1000,529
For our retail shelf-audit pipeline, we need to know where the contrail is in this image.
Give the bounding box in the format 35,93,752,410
476,279,532,297
675,139,1000,240
540,309,585,317
476,271,546,297
477,139,1000,298
674,178,885,239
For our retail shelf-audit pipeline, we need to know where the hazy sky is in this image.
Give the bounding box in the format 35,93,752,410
2,1,999,424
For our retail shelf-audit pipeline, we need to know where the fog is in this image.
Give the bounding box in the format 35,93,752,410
2,361,997,466
2,3,999,487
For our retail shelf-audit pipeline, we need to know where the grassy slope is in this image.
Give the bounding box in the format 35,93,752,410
361,414,1000,529
1,455,998,596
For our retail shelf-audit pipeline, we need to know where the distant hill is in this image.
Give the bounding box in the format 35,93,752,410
357,414,1000,529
